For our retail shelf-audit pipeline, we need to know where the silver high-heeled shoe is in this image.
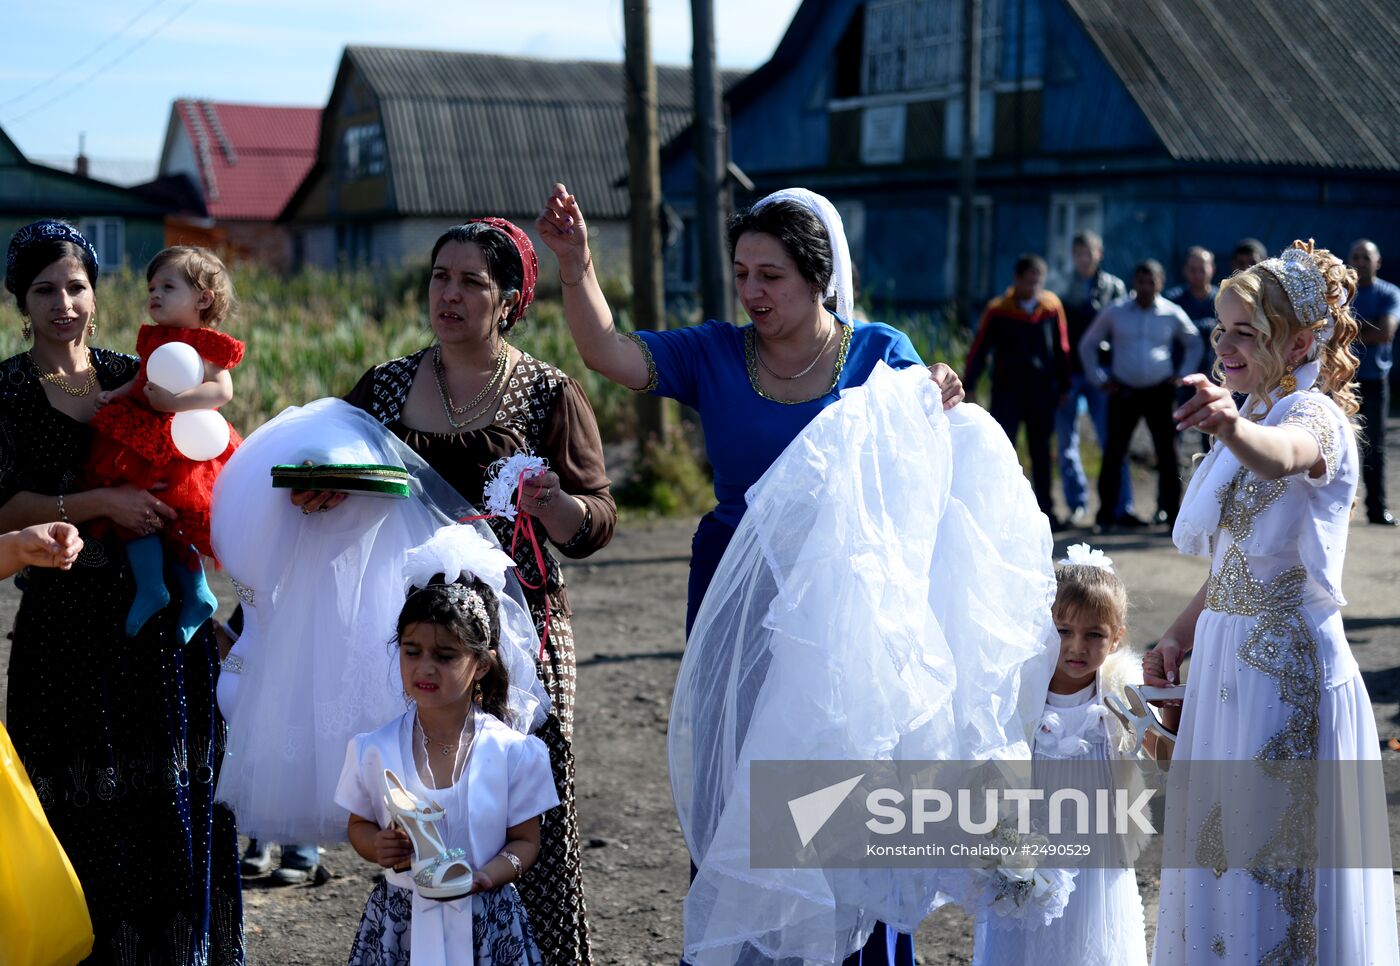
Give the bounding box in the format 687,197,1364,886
1106,684,1186,760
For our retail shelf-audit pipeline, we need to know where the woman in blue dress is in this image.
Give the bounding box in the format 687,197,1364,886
536,184,963,965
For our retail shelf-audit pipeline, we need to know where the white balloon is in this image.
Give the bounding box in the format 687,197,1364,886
171,410,230,461
147,342,204,394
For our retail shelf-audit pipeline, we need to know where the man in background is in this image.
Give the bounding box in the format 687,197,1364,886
1166,246,1219,454
1056,230,1130,526
1348,239,1400,526
966,254,1070,521
1080,260,1200,531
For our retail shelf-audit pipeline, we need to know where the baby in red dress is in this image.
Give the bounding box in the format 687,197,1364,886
89,246,244,643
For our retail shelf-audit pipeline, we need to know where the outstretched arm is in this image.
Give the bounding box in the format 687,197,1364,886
1173,374,1322,480
536,184,652,390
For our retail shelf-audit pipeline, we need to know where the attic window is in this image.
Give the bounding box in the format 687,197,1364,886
342,122,385,180
863,0,1003,95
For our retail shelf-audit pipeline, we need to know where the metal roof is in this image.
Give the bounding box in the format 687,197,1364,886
340,46,743,219
1064,0,1400,171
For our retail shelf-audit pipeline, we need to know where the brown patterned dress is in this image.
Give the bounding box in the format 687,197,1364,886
346,347,613,966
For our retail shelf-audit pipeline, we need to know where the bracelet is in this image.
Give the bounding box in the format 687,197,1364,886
559,253,592,287
498,850,522,878
57,493,68,523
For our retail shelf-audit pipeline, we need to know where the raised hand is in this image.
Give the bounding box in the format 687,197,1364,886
536,183,590,266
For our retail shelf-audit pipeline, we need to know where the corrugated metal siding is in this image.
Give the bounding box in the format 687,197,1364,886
1063,0,1400,170
345,46,733,219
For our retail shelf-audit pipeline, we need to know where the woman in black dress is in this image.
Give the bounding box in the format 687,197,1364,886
1,221,244,964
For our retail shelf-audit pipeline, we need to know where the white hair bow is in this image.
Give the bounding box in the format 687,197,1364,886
1057,543,1114,572
403,524,516,595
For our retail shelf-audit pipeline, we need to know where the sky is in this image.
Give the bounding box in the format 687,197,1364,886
0,0,803,181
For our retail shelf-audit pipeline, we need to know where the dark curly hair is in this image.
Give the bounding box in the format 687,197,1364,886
431,223,526,332
396,575,510,721
727,200,833,296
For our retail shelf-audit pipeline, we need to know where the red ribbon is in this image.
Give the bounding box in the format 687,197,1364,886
460,472,551,662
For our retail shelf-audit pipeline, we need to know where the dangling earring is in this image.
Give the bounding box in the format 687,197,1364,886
87,315,97,339
20,320,31,339
497,315,510,333
1279,361,1298,395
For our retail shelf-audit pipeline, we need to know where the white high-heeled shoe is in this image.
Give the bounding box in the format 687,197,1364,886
1106,684,1186,760
382,769,474,900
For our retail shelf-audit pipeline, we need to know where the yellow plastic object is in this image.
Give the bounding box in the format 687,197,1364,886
0,722,94,966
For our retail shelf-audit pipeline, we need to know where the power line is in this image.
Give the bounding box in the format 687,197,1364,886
0,0,175,110
3,0,202,127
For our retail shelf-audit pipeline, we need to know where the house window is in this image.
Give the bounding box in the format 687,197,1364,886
945,194,994,301
1047,194,1104,292
341,122,385,180
335,222,374,266
860,104,907,165
80,219,125,270
663,210,696,289
863,0,1004,95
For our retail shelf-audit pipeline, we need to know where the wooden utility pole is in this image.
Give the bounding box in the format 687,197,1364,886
624,0,669,437
691,0,730,323
956,0,982,326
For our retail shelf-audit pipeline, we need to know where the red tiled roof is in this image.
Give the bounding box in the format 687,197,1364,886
174,100,320,221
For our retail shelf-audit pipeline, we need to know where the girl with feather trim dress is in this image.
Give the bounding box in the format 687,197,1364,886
973,546,1149,966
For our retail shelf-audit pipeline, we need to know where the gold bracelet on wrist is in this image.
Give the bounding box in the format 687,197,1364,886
559,253,592,287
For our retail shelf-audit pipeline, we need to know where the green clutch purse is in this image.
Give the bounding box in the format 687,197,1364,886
270,462,411,499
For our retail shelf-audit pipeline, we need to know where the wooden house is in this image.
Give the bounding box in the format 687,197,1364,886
661,0,1400,312
0,125,171,274
155,99,321,271
281,46,737,272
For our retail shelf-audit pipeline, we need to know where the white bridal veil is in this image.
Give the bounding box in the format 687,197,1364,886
669,364,1059,963
211,398,548,842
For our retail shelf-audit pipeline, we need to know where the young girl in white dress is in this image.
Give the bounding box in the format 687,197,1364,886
973,543,1149,966
1150,240,1398,964
336,525,558,965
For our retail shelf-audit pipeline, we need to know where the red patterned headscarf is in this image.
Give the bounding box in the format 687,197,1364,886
470,217,537,323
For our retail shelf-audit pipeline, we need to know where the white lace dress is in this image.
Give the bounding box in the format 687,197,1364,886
1157,376,1399,965
973,684,1149,966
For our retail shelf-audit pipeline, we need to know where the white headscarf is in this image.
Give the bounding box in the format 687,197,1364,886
750,187,854,321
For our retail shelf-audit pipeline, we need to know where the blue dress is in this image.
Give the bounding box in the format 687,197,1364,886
634,316,923,966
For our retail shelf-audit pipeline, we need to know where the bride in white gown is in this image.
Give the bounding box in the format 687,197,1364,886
1151,241,1397,964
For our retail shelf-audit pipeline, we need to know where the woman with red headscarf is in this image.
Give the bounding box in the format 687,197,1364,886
311,219,614,965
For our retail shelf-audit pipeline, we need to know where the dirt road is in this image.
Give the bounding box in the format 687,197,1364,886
3,461,1398,964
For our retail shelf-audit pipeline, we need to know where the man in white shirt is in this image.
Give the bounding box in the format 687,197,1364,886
1079,259,1202,530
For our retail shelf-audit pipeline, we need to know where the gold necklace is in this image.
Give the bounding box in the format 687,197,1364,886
31,348,96,397
754,319,834,380
433,344,509,430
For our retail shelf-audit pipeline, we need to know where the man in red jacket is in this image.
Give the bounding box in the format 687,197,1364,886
965,253,1070,521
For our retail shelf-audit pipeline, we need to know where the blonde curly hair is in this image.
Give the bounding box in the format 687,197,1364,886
1214,239,1359,420
146,246,237,327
